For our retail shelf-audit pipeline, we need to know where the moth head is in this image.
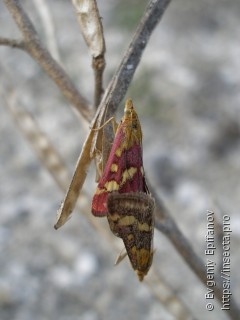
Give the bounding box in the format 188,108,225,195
124,99,137,121
123,99,142,142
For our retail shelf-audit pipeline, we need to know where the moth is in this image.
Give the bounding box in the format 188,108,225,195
92,99,155,281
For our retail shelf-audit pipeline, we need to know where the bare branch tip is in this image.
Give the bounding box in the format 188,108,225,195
0,37,25,50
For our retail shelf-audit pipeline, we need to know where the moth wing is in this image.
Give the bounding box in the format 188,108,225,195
91,126,125,216
107,192,155,273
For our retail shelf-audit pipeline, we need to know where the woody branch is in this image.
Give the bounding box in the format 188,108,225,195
93,0,172,167
71,0,106,109
97,0,172,122
0,37,25,49
92,54,105,108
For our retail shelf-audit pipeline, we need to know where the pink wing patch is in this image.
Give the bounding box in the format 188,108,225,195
91,123,147,217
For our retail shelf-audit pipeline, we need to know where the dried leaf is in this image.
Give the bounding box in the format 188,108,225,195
72,0,105,58
54,128,95,229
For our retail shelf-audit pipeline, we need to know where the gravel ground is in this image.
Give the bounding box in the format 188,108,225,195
1,1,240,320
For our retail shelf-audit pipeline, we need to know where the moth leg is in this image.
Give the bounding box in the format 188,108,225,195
115,248,128,265
94,148,103,182
90,116,116,131
111,117,118,134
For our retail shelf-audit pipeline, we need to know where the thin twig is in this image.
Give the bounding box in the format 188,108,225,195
92,54,105,108
3,0,92,122
0,37,25,49
72,0,106,109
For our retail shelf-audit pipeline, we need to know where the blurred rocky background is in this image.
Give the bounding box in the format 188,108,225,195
0,1,240,320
